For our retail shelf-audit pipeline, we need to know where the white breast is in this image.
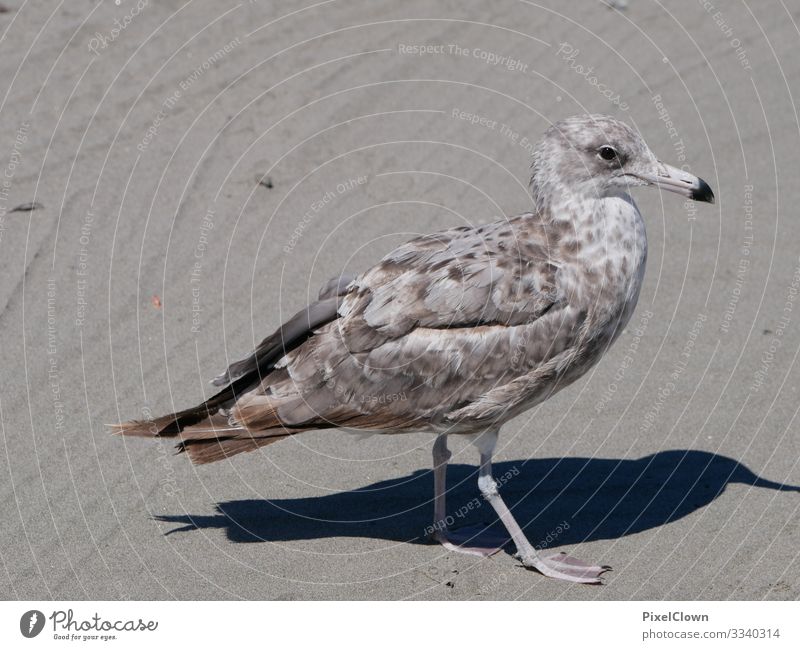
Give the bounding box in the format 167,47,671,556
593,193,648,340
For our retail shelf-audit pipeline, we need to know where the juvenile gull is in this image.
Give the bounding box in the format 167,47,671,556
115,114,714,583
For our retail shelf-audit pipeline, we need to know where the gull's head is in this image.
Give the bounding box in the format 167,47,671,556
531,114,714,209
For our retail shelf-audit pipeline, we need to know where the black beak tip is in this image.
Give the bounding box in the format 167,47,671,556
692,178,715,204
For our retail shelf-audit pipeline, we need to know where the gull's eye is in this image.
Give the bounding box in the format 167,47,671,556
598,145,618,161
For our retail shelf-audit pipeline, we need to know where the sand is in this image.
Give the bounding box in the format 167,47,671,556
0,0,798,600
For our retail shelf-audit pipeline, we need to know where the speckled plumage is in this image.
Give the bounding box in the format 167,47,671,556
116,115,713,583
232,202,643,435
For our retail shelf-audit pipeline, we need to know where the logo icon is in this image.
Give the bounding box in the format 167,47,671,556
20,610,45,638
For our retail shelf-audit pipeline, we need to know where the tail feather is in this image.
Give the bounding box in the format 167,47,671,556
180,433,292,465
113,286,348,465
112,394,308,464
110,412,192,438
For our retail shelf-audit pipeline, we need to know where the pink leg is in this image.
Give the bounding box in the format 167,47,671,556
472,430,611,584
430,435,508,557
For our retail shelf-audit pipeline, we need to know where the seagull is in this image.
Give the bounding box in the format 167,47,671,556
114,114,714,583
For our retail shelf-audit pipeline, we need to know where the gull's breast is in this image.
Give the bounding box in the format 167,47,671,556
567,194,648,350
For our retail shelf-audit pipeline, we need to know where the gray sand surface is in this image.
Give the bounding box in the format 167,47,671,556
0,0,799,600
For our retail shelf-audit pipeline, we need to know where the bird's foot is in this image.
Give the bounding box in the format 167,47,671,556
517,550,611,584
431,526,509,558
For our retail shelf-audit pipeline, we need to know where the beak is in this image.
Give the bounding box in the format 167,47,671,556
635,161,714,203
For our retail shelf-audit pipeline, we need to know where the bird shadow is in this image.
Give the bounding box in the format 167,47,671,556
156,449,799,551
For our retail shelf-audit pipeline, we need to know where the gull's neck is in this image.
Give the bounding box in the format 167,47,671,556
540,187,648,329
543,188,647,269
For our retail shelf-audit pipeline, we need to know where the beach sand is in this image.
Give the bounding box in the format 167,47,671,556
0,0,798,599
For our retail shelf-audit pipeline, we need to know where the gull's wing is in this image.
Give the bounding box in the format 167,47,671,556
231,215,582,431
338,217,560,347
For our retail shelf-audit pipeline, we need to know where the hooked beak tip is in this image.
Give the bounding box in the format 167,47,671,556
639,162,716,204
692,177,715,204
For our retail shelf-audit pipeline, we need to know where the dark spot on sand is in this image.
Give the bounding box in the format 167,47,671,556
10,201,43,213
